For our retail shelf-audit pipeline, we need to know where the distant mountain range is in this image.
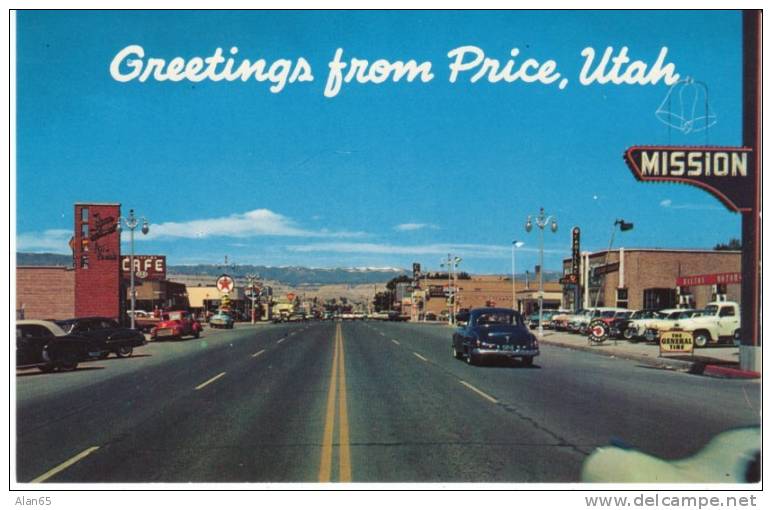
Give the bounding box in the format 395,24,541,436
15,252,408,286
16,252,559,285
169,264,409,286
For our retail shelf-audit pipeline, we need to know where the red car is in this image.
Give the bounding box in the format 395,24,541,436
151,311,202,340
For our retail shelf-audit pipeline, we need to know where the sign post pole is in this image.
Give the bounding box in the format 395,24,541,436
740,10,761,372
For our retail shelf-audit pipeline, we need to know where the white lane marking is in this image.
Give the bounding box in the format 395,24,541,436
31,446,100,483
459,380,498,404
251,349,266,358
379,332,386,337
412,352,428,362
277,338,286,344
195,372,226,390
391,339,401,346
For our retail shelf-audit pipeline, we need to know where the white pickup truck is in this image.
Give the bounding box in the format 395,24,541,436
669,301,741,348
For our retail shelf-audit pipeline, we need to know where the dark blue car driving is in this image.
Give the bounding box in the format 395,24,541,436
452,307,539,366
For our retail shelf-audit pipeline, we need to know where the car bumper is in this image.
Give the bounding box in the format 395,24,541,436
472,348,539,358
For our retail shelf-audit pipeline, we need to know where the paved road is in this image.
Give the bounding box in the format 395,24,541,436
16,321,760,483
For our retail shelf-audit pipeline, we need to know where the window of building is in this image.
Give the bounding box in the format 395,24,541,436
80,254,89,269
81,207,89,223
643,288,676,310
616,288,628,308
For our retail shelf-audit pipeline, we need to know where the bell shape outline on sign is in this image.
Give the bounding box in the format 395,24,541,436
655,78,717,135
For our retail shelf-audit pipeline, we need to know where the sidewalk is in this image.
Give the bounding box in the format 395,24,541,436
538,330,759,379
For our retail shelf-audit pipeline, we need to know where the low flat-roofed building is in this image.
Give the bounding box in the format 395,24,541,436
561,248,741,311
16,266,75,320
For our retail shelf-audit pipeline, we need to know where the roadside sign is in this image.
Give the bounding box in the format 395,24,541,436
287,292,296,301
593,262,620,277
659,330,694,355
216,274,235,293
559,274,578,285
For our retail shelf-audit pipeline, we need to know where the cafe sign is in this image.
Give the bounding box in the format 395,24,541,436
121,255,166,281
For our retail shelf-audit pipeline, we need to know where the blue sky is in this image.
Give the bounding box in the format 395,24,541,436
16,10,744,273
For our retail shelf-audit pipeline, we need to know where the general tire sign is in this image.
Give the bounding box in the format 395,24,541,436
624,146,754,212
660,330,694,355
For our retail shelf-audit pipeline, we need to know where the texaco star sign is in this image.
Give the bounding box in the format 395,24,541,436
216,274,234,293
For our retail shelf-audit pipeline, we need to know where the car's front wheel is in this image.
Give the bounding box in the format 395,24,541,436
116,345,133,358
452,344,463,360
521,356,534,367
465,349,479,366
56,352,79,372
694,331,711,348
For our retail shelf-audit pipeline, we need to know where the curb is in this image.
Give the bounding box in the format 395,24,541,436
539,338,698,372
701,364,761,379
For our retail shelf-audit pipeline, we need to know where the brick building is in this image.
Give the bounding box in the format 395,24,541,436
16,266,75,319
74,203,122,319
561,248,742,311
416,274,562,318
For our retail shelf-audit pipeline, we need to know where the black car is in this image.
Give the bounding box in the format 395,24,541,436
452,307,539,366
55,317,146,358
16,320,97,372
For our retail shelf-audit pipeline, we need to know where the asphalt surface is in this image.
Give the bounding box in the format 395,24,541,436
15,321,761,484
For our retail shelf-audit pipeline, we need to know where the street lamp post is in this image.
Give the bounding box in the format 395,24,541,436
525,207,557,338
117,209,149,330
245,273,260,324
440,254,462,325
511,241,524,312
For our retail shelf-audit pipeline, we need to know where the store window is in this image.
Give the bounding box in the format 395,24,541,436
616,288,629,308
643,288,676,310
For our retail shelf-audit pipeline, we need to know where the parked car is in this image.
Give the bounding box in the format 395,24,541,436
151,311,202,340
666,301,741,348
624,309,675,342
452,307,539,366
550,310,576,331
209,312,235,329
288,312,307,322
643,309,703,343
56,316,146,358
16,320,99,372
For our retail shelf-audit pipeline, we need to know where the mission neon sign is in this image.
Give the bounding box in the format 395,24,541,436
624,146,754,212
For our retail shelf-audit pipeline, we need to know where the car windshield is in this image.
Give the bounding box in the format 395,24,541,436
667,311,682,319
704,305,719,315
55,320,76,333
600,311,616,318
616,311,632,319
476,312,517,326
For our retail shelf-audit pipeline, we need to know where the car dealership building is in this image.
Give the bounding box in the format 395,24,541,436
561,248,742,311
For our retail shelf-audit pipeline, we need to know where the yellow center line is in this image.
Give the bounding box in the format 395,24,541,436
195,371,226,390
30,446,100,483
318,322,352,482
318,324,339,482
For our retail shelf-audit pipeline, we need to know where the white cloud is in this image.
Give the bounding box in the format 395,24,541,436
660,198,721,211
286,242,564,259
394,222,439,232
17,229,72,253
143,209,365,240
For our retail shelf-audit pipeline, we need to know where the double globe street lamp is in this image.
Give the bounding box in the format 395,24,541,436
525,207,557,337
117,209,149,330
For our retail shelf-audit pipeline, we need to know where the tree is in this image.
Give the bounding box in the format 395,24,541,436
386,275,412,291
714,238,742,250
